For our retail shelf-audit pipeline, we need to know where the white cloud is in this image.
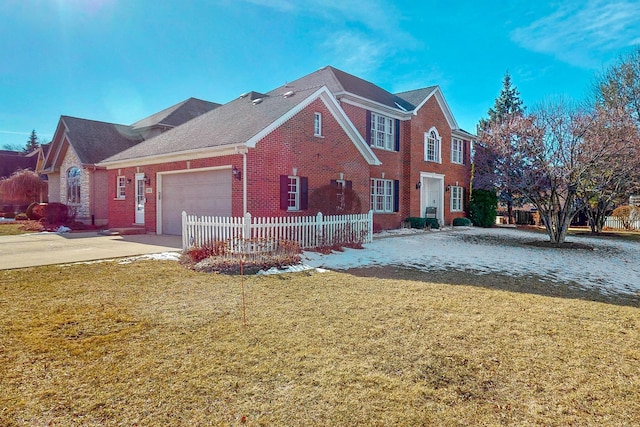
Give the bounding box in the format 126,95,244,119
510,0,640,68
322,30,388,76
239,0,418,75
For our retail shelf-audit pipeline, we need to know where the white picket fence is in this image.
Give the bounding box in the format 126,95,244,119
604,216,640,231
182,210,374,251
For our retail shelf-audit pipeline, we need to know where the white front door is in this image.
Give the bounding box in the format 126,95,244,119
135,173,145,224
420,173,445,225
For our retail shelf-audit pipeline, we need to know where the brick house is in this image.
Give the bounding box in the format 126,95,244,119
98,66,474,234
41,98,219,225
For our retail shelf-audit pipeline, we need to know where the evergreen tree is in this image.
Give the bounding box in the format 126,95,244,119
475,72,526,224
479,71,525,130
24,130,39,153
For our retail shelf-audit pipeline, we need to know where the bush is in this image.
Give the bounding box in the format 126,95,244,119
182,239,302,274
452,217,472,226
405,217,427,229
45,203,69,225
469,189,498,228
26,202,46,220
15,213,28,220
611,205,640,230
425,218,439,229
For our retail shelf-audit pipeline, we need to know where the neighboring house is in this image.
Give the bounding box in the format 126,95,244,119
0,149,46,209
41,98,219,225
98,66,474,235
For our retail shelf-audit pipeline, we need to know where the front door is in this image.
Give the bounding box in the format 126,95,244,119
135,173,145,224
420,174,444,225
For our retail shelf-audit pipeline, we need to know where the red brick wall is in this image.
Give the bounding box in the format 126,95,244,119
106,95,472,233
408,97,472,225
248,98,371,217
106,99,373,232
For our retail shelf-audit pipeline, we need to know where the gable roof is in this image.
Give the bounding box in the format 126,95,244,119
100,84,380,167
43,116,144,172
279,66,416,113
0,151,38,179
131,97,220,131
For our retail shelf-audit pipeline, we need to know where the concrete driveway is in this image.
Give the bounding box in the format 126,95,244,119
0,232,183,270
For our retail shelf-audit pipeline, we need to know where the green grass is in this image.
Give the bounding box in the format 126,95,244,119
0,222,28,235
1,261,638,426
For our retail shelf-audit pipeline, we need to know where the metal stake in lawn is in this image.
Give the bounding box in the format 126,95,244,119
240,256,247,328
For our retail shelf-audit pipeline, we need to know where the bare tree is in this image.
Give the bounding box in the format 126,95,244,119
596,46,640,128
0,169,46,205
481,101,590,244
576,106,640,232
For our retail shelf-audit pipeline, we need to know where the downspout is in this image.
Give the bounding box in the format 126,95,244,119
243,150,248,215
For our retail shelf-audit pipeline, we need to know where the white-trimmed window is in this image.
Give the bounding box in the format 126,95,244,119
451,138,463,164
66,167,81,205
371,112,395,150
116,176,126,199
314,112,322,136
370,178,393,213
425,128,441,163
287,176,300,211
451,186,463,212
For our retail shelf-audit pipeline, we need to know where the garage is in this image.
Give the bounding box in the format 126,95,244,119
160,169,232,235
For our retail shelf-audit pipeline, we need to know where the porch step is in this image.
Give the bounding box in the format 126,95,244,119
99,227,147,236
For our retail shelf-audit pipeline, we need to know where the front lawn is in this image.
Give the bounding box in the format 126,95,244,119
0,222,35,236
1,261,638,426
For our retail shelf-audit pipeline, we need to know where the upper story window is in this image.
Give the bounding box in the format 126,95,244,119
424,128,442,163
451,186,463,212
314,112,322,136
116,176,126,199
67,167,81,205
451,138,464,164
370,112,395,151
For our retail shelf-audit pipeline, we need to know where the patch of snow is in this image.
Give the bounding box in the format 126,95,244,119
303,227,640,297
256,264,325,275
117,252,181,264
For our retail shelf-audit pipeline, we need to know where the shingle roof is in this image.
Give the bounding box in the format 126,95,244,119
101,66,445,164
275,66,417,111
0,151,37,179
61,116,144,165
102,86,323,163
131,97,220,131
395,87,438,109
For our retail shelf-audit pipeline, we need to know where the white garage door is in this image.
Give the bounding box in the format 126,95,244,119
161,169,232,235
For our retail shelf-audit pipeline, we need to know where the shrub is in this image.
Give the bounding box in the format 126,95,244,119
405,217,427,229
15,213,28,220
26,202,46,220
182,239,302,274
45,203,69,225
469,189,498,228
425,218,439,229
452,217,472,226
611,205,640,230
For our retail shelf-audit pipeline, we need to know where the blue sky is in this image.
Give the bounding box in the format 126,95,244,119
1,0,639,149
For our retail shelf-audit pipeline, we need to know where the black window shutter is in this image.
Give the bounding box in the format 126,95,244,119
330,179,337,188
393,180,400,212
279,175,288,210
394,119,400,151
366,110,372,145
345,180,352,190
462,140,466,164
300,177,309,210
